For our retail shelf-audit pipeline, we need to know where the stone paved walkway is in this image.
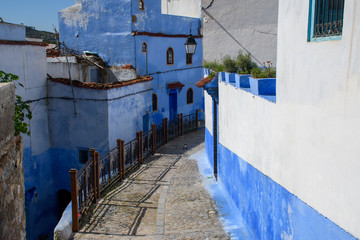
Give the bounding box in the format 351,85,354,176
72,130,230,240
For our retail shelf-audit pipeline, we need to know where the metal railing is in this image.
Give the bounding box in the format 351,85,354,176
99,146,120,188
183,112,197,133
69,110,201,232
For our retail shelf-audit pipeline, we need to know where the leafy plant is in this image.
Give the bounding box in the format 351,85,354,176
250,61,276,78
203,60,224,72
0,71,32,136
222,55,237,73
236,51,257,74
208,72,216,78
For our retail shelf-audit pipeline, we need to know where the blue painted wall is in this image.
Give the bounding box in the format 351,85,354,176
131,0,201,35
205,128,358,240
107,82,153,145
134,35,204,123
133,0,204,123
59,0,134,66
23,80,152,240
59,0,204,125
22,2,206,238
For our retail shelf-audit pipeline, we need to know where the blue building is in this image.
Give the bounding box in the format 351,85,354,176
3,1,204,240
2,2,204,240
59,0,204,125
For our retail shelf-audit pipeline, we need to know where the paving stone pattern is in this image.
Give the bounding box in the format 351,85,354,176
73,130,230,240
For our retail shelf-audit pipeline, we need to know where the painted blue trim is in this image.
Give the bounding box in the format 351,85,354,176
205,128,358,240
310,35,343,42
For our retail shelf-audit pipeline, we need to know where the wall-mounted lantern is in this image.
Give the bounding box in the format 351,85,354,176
185,25,197,54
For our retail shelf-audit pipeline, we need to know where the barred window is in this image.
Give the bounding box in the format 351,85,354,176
79,150,89,164
186,53,193,65
310,0,345,40
142,42,147,53
152,93,158,111
167,47,174,65
186,88,193,104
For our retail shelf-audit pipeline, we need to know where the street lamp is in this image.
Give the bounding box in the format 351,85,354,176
185,32,197,54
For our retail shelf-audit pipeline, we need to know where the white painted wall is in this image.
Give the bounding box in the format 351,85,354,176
161,0,201,19
0,43,48,155
204,91,213,135
47,62,87,82
47,60,138,83
0,22,26,41
202,0,278,65
218,0,360,238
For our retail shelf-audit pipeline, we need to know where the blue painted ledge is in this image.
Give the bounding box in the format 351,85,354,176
225,72,236,84
204,70,276,102
249,76,276,96
235,74,251,88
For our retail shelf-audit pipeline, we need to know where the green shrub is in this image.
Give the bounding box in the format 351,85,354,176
0,71,32,136
208,72,216,78
236,51,257,74
250,67,276,78
203,60,224,72
222,55,237,73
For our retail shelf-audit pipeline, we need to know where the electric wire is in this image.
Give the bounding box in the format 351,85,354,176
202,8,265,67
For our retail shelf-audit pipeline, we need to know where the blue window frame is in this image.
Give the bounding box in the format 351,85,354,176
308,0,345,41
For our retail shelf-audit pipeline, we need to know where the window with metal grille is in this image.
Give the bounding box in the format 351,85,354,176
152,93,158,111
167,47,174,65
186,88,193,104
186,53,193,65
309,0,345,40
142,42,147,52
79,150,89,164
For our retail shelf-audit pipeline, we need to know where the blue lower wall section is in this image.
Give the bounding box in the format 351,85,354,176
205,128,357,240
23,147,91,240
205,127,214,170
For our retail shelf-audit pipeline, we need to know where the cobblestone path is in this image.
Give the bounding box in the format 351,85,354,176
73,130,230,240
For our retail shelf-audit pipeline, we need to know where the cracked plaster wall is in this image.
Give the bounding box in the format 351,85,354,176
59,0,134,66
202,0,278,65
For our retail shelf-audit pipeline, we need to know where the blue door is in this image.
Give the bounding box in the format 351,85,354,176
143,113,149,132
169,90,177,120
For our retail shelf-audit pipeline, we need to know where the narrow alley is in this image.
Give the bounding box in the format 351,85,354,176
72,130,230,240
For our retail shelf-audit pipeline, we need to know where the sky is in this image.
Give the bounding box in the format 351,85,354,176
0,0,75,32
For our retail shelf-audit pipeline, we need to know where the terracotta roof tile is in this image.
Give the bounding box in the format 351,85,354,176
196,76,215,88
168,82,185,89
49,76,153,90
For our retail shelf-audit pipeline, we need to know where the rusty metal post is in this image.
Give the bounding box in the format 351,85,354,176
196,110,199,129
95,152,100,199
140,131,143,164
151,123,156,154
136,132,140,164
117,139,122,178
162,118,166,144
164,118,168,143
90,148,97,200
180,114,184,135
120,140,125,179
177,114,181,136
69,169,79,232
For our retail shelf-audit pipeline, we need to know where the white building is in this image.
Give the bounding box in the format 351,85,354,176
203,0,360,239
202,0,278,65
